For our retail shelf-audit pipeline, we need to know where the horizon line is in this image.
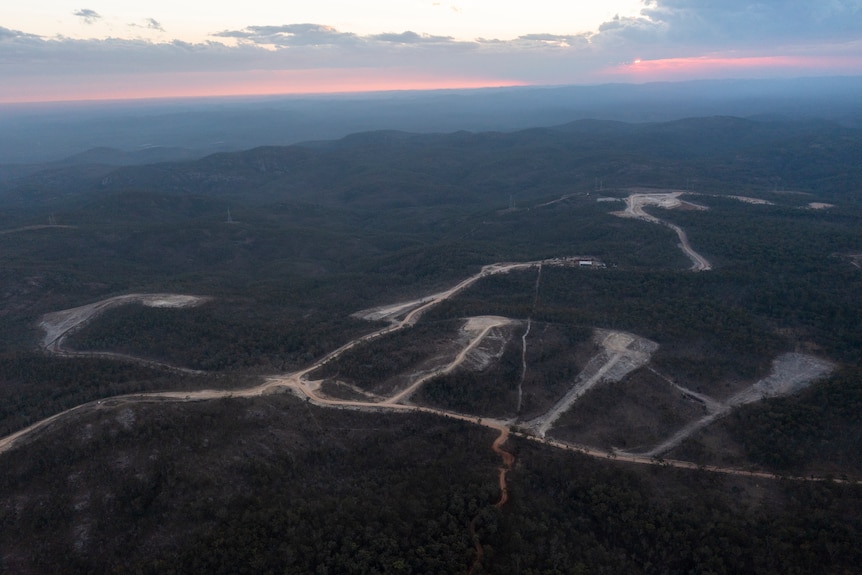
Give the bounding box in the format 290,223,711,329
3,74,862,108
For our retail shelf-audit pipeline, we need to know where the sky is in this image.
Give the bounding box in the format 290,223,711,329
2,1,862,103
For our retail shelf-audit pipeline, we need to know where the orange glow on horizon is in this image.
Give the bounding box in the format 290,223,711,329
0,69,528,105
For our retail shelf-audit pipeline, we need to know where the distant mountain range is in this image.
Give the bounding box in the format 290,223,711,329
2,114,860,211
1,76,861,164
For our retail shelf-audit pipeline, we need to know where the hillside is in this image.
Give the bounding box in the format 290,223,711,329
1,117,861,573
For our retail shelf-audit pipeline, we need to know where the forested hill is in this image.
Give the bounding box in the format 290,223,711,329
2,116,861,210
2,110,862,573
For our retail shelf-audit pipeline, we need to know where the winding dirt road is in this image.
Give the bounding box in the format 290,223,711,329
468,423,514,575
0,257,841,487
36,294,211,375
40,293,210,352
1,262,541,456
491,425,515,508
616,191,712,271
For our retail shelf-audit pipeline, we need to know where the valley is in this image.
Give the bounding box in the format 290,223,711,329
1,116,861,574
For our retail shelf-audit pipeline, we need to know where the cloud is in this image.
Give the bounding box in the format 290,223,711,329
213,24,361,47
0,26,47,60
211,24,475,54
515,33,590,48
0,23,582,102
2,2,862,103
431,2,461,13
0,26,36,41
370,31,454,44
127,18,165,33
602,0,862,50
146,18,164,32
0,31,252,76
73,9,101,25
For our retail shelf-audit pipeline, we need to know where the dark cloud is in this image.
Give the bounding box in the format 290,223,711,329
607,1,862,48
73,9,101,25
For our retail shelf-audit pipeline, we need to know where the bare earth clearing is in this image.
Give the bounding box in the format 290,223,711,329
40,293,210,351
526,330,658,438
613,190,712,271
38,293,210,374
624,353,835,458
0,257,839,488
377,315,511,405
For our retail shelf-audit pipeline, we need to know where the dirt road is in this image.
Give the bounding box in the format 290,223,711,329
353,261,541,325
616,192,712,271
630,353,834,458
468,422,514,575
491,425,514,507
40,293,210,352
517,265,542,414
12,263,534,455
519,433,819,482
0,259,843,485
0,224,77,235
47,348,204,375
527,331,658,437
36,293,211,375
383,316,511,405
